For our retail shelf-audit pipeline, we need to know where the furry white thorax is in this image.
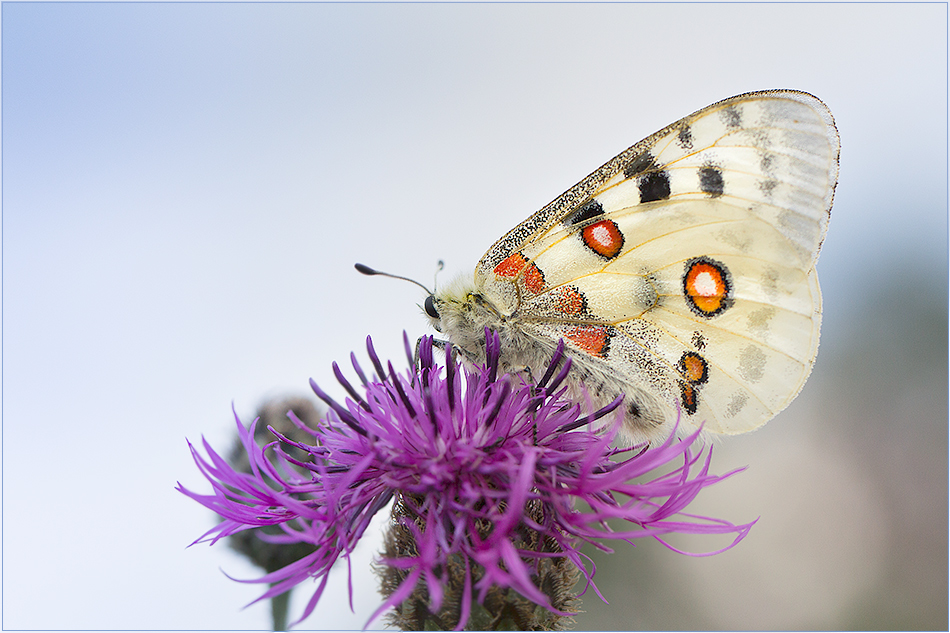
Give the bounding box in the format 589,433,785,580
426,274,670,446
426,273,543,370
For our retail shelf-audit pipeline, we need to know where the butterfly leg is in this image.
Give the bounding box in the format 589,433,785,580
423,337,468,368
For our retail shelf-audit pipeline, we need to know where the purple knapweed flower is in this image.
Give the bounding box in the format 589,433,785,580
179,332,754,630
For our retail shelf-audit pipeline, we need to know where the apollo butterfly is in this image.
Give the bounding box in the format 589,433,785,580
371,90,839,444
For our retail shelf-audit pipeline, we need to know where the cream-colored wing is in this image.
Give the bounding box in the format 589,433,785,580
474,90,838,436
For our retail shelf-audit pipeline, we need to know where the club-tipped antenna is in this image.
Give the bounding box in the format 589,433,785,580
354,263,434,295
433,260,444,292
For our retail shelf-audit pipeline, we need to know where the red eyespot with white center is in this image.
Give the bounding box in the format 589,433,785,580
581,220,624,259
683,257,733,317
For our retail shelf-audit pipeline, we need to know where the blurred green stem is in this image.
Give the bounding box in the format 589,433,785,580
270,586,290,631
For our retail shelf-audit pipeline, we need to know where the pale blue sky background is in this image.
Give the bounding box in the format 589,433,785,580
3,3,947,630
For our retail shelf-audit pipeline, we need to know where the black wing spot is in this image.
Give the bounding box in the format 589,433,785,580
699,165,724,197
638,171,671,203
677,125,693,150
564,199,604,226
720,106,741,129
691,330,706,351
623,151,656,179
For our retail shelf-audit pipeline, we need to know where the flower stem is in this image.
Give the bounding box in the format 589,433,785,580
270,585,290,631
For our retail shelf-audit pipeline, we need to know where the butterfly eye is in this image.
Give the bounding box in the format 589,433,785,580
424,295,440,319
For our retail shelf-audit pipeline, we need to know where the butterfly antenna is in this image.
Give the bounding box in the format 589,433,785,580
433,260,444,292
354,263,433,295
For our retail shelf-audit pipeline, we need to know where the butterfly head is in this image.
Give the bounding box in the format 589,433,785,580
423,294,440,327
355,262,498,360
424,275,506,361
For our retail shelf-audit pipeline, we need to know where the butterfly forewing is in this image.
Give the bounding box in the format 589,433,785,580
467,90,838,439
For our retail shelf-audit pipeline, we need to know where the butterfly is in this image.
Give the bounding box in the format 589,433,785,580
370,90,839,445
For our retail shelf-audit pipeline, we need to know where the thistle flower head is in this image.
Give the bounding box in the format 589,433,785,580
179,332,754,629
